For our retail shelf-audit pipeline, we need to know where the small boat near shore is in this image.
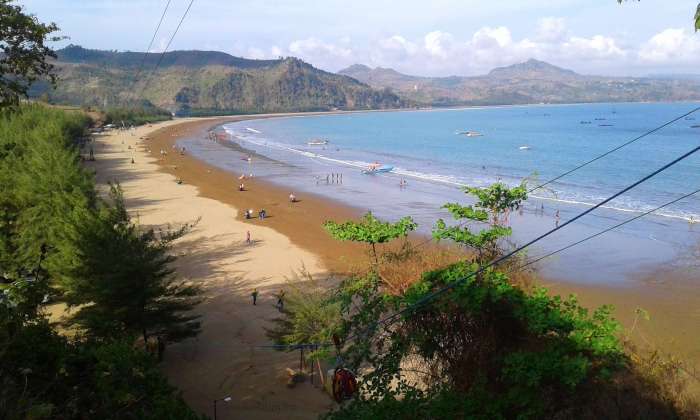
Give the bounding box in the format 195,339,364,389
362,163,394,174
456,131,483,137
307,139,329,145
519,146,531,150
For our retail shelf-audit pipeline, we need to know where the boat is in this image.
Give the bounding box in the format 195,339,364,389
519,146,531,150
457,131,483,137
307,139,329,145
580,121,592,124
362,163,394,174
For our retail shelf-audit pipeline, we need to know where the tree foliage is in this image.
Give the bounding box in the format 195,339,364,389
324,212,417,264
0,0,62,107
0,316,204,419
103,104,171,127
434,181,527,261
0,105,202,418
63,185,202,344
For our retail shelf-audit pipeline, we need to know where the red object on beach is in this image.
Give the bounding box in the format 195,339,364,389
332,367,358,403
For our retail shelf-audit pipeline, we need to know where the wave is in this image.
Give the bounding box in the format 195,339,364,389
224,126,700,223
245,127,262,134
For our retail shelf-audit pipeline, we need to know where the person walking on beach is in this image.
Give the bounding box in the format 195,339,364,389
251,288,259,305
289,193,296,203
277,290,285,311
246,230,251,244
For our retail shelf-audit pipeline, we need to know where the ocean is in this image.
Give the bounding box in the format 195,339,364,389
179,102,700,285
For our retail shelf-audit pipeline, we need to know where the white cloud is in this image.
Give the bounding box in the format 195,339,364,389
247,47,267,59
564,35,626,60
424,31,455,59
226,19,700,76
639,28,700,63
535,17,568,43
288,37,352,58
471,26,512,49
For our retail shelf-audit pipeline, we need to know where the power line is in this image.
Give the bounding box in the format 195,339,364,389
521,187,700,270
344,144,700,342
529,106,700,194
131,0,173,88
140,0,195,93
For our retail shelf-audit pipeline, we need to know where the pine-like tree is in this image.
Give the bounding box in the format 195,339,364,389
64,185,202,345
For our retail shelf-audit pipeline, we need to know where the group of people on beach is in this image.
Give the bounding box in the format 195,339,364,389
250,288,285,310
244,208,266,220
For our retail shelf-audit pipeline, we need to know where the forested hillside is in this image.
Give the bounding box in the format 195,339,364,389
32,45,409,115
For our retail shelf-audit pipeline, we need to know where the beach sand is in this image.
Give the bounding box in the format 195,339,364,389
89,117,342,419
88,114,700,418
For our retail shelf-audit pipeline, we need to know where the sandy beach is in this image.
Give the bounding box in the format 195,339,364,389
87,114,700,419
89,116,344,419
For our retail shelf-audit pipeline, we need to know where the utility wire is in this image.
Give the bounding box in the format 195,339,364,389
344,145,700,343
140,0,195,93
131,0,173,88
411,107,700,251
529,106,700,194
521,188,700,269
254,165,700,354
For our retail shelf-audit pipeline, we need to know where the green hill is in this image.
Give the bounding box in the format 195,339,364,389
34,45,409,115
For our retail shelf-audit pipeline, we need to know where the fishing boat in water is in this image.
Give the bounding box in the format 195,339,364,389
362,163,394,174
307,139,329,145
456,131,483,137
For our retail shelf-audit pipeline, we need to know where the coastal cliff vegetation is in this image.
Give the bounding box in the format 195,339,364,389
0,104,203,418
272,183,699,419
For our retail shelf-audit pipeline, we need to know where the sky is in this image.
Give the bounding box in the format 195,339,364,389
18,0,700,77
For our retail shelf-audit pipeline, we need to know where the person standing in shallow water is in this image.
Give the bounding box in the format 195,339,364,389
251,288,259,305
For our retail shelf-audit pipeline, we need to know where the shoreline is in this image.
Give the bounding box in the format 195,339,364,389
109,113,699,401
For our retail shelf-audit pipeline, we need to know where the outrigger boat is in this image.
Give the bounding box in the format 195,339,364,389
362,163,393,174
307,139,329,145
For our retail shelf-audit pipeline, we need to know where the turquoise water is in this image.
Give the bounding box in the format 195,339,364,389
181,102,700,285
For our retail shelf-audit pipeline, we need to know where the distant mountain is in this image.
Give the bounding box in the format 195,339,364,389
339,59,700,106
33,45,410,114
487,59,578,80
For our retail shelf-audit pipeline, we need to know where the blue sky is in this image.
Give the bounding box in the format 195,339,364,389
19,0,700,76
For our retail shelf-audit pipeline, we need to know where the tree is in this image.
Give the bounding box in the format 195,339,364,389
433,181,527,262
64,185,202,346
324,212,417,265
0,0,62,107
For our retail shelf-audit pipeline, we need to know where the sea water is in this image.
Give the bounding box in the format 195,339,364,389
180,102,700,285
